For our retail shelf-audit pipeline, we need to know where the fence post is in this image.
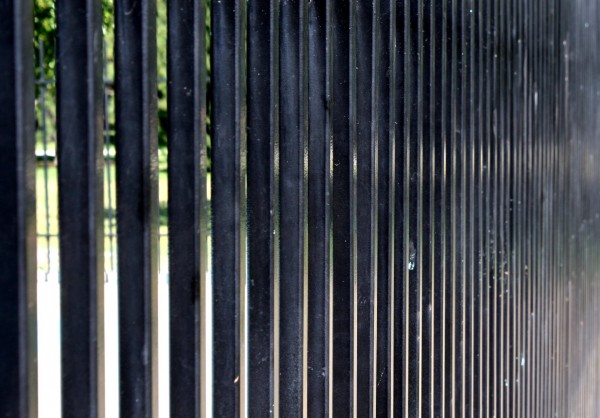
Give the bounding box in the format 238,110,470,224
167,0,207,416
56,0,105,415
211,0,247,415
246,0,278,415
0,0,37,416
114,0,159,416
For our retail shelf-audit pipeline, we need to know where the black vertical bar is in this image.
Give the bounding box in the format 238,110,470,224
350,0,376,415
405,0,419,414
431,0,445,414
490,0,499,414
420,0,433,414
375,0,392,415
56,0,105,415
472,0,483,414
465,0,475,413
0,0,37,416
114,0,159,415
453,0,464,413
514,2,525,414
386,0,399,415
307,0,331,416
247,0,278,415
393,0,408,413
441,0,453,414
167,0,207,415
211,0,246,415
331,0,352,414
278,0,306,415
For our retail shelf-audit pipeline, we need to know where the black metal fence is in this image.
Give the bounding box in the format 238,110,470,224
2,0,600,417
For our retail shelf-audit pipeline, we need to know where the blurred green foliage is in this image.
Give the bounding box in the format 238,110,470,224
33,0,210,161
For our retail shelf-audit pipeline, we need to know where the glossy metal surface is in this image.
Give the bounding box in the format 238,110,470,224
114,0,159,416
3,0,600,416
167,0,207,416
0,0,37,416
56,0,105,415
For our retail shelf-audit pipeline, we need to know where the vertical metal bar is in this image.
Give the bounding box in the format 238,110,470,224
458,0,468,412
278,0,306,415
505,1,515,415
441,0,452,414
56,0,105,415
466,0,476,415
393,0,408,414
524,1,533,413
247,0,278,415
374,0,392,415
419,0,433,414
210,0,247,415
0,0,37,416
496,0,505,414
449,0,461,414
167,0,207,415
531,0,540,413
553,0,563,409
348,1,358,412
513,0,524,414
482,1,492,414
114,0,159,415
306,0,331,415
331,0,352,414
404,0,419,414
490,0,499,414
387,0,399,415
476,0,486,414
471,0,483,414
349,0,377,415
431,0,446,415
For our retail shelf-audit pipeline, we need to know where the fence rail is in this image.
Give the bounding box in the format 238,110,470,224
2,0,600,417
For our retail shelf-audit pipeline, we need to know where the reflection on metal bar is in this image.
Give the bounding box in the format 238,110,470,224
114,0,159,416
56,0,105,414
0,0,37,416
167,0,207,415
8,0,600,416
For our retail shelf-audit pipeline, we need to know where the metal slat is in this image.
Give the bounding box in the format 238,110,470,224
114,0,159,416
469,0,482,414
56,0,105,415
403,0,419,414
330,0,352,415
431,0,446,415
210,0,246,415
463,0,475,413
247,0,278,415
386,1,399,416
419,0,433,414
1,0,599,415
482,1,492,414
440,0,452,415
167,0,207,415
306,0,331,415
278,1,306,415
392,0,407,413
489,0,499,414
0,0,37,416
374,0,393,415
350,0,377,415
